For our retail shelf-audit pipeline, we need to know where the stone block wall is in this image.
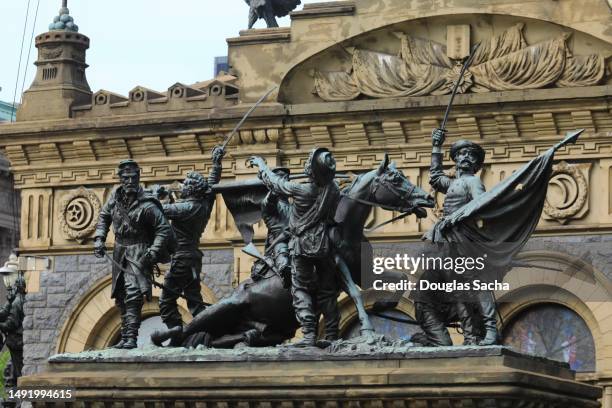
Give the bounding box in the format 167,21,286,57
22,249,234,375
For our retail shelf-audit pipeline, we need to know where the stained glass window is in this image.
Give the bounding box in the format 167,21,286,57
503,303,596,372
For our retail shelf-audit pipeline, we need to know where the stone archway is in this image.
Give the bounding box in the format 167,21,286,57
56,274,217,353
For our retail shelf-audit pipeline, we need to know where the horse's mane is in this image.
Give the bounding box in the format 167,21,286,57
341,171,371,196
342,165,407,196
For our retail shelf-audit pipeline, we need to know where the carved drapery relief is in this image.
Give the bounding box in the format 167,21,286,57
314,23,610,101
58,187,101,244
543,162,588,224
470,35,570,92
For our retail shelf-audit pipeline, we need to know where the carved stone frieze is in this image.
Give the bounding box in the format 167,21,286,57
314,23,611,101
58,187,101,243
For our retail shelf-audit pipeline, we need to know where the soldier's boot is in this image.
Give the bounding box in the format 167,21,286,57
122,302,142,350
122,337,137,349
111,312,128,349
477,292,499,346
455,302,480,346
289,332,317,348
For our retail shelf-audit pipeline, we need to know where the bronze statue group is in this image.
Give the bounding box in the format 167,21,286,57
93,124,583,350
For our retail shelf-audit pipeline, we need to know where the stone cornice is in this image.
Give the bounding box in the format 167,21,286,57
227,28,291,46
0,103,286,139
1,86,610,192
2,86,609,139
4,135,611,189
290,1,356,20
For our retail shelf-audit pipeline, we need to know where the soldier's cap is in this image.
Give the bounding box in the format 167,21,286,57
117,159,141,175
306,147,336,186
449,140,485,166
272,167,290,176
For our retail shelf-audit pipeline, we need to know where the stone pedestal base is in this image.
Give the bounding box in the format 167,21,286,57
20,346,601,407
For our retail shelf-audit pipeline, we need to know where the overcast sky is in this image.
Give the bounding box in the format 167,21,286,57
0,0,318,105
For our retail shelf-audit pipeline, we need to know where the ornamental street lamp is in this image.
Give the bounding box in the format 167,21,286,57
0,253,20,289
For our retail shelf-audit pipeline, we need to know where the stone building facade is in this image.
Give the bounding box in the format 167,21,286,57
1,0,612,405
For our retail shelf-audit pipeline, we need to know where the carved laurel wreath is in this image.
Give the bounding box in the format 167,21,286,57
58,187,101,244
543,161,588,221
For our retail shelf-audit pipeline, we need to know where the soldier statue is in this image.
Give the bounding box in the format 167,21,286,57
156,146,224,336
94,159,174,349
417,124,585,348
417,128,496,346
245,0,301,29
249,148,341,347
0,273,26,387
251,167,291,286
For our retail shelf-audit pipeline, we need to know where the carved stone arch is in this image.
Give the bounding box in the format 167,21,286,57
56,274,217,353
497,285,601,373
278,13,612,104
497,285,603,342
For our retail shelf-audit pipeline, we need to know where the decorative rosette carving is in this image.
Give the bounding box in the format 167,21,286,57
544,162,588,224
58,187,101,243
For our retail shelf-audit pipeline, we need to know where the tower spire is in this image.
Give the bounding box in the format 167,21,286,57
18,0,90,120
50,0,78,32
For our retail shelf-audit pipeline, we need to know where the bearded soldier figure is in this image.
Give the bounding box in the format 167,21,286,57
249,149,341,347
157,146,224,334
94,160,173,349
419,128,496,346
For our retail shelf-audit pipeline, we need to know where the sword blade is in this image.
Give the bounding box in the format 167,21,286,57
221,86,278,150
440,42,481,130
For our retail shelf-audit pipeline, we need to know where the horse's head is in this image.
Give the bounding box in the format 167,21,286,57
372,154,435,218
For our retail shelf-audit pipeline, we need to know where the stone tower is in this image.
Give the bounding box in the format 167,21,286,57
17,1,91,121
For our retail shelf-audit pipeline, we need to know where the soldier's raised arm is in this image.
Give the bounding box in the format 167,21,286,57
248,156,308,197
429,128,452,194
208,146,224,186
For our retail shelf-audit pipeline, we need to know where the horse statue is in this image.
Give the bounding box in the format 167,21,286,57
151,155,434,348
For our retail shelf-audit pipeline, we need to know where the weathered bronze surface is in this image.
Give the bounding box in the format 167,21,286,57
245,0,301,29
0,274,26,388
415,129,584,347
93,160,174,349
151,154,433,349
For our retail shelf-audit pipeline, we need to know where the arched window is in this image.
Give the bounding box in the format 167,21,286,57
503,303,596,372
342,309,423,341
